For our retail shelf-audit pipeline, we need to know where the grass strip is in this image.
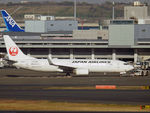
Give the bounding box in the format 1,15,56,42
0,99,149,112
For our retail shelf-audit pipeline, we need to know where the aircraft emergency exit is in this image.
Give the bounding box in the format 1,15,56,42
4,35,134,76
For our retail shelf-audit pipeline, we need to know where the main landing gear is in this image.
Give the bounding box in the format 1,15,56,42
66,72,71,76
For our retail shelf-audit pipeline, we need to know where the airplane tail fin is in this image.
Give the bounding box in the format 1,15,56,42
1,10,24,32
3,35,34,61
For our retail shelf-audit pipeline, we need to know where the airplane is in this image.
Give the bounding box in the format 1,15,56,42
1,10,25,32
3,35,134,76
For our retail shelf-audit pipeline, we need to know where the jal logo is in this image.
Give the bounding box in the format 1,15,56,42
4,15,16,27
9,47,18,56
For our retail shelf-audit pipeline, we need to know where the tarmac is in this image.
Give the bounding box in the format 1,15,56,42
0,68,150,86
0,85,149,105
0,68,150,112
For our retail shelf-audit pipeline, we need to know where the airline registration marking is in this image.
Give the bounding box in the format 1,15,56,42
31,61,39,65
72,61,111,63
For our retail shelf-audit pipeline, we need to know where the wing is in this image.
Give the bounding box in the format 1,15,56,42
47,55,75,73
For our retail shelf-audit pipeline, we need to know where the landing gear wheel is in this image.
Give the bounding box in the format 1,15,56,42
146,71,149,76
141,71,144,76
66,73,70,76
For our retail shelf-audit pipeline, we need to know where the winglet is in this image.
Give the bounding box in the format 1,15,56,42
1,10,24,32
47,55,53,65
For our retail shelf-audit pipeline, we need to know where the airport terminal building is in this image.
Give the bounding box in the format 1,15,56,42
1,19,150,64
1,1,150,64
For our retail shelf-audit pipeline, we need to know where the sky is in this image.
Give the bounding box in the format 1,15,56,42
0,0,150,4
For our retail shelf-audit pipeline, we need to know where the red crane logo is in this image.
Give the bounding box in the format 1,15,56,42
9,47,18,56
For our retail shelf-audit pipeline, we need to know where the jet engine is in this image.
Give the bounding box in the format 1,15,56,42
74,68,89,75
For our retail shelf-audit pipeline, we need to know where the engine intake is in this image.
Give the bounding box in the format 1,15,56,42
74,68,89,75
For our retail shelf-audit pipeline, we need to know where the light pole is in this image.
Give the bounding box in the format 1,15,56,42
112,1,115,20
74,0,76,21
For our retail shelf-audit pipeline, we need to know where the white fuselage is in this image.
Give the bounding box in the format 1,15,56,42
51,59,134,73
13,59,63,72
13,58,134,74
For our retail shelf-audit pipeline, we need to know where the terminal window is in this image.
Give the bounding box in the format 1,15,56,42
110,20,134,25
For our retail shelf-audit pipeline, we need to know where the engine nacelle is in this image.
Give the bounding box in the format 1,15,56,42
74,68,89,75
